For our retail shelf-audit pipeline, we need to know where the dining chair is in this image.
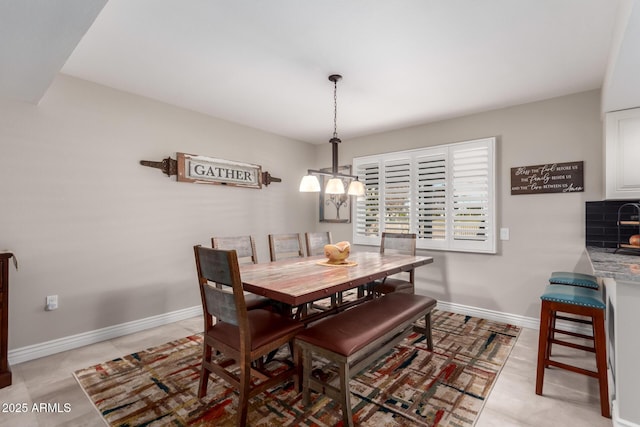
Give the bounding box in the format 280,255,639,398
212,235,259,265
304,231,332,256
193,245,304,427
211,235,270,310
268,233,305,261
372,232,417,295
304,231,344,308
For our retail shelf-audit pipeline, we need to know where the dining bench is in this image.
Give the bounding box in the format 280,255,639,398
294,292,437,427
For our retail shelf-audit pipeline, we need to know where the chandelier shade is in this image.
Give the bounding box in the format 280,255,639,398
299,174,321,192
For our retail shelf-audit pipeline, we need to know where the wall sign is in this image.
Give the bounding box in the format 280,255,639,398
177,153,262,188
139,153,281,188
510,161,584,195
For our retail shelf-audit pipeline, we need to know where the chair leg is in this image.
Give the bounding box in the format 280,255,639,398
593,310,611,418
536,302,551,395
339,362,354,427
546,309,556,360
237,360,252,427
198,344,212,398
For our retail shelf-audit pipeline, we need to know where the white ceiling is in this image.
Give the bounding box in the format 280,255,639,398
1,0,632,144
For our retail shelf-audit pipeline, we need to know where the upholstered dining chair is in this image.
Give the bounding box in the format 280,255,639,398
193,246,304,427
304,231,332,256
211,235,270,310
372,232,417,295
268,233,305,261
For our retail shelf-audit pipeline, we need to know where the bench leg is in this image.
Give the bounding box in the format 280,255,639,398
339,362,354,427
425,312,433,350
412,312,434,351
301,346,312,406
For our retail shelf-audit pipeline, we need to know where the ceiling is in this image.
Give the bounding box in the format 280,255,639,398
1,0,634,144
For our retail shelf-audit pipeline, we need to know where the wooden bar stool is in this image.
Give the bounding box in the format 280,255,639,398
535,284,610,418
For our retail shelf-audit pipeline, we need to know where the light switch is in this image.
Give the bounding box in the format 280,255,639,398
500,228,510,241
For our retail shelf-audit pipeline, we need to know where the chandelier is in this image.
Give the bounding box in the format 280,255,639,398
299,74,365,196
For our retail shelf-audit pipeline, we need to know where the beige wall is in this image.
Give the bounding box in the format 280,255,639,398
321,90,603,318
0,75,317,349
0,76,604,350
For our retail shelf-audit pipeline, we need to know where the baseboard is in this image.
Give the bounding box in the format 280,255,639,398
7,301,585,366
435,300,592,335
8,305,201,365
436,301,540,330
613,400,640,427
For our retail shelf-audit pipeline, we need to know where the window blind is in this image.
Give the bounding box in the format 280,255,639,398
352,137,496,253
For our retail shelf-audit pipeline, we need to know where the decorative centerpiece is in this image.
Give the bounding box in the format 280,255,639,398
323,241,351,264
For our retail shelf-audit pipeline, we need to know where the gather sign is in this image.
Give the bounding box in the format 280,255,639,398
510,161,584,195
177,153,262,189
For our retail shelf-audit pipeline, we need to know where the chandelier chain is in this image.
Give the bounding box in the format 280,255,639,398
333,78,338,140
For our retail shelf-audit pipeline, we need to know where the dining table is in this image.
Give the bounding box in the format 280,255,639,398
240,251,434,322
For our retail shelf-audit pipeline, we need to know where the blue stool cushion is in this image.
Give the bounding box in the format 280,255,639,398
540,284,605,309
549,271,599,289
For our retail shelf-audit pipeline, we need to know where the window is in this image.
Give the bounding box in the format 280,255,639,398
353,137,496,253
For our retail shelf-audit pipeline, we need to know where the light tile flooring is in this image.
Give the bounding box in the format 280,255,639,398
0,316,613,427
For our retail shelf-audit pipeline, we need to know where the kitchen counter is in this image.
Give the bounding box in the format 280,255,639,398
587,246,640,427
586,246,640,283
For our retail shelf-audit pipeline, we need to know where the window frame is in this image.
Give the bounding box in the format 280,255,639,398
352,137,497,254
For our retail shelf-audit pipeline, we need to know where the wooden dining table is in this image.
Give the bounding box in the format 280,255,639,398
240,251,434,321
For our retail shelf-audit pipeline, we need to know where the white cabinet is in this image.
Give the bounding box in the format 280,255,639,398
605,108,640,199
602,277,640,427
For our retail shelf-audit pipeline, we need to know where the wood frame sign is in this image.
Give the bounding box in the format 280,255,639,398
177,153,262,189
511,161,584,195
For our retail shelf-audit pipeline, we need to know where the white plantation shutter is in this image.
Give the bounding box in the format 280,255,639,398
450,140,494,252
416,149,448,249
383,158,411,233
354,162,380,244
352,137,495,253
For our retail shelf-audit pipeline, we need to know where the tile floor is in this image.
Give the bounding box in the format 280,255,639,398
0,316,613,427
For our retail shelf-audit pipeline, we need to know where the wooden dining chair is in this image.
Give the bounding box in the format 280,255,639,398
211,235,270,310
304,231,344,308
372,232,417,295
212,235,259,265
304,231,332,256
193,245,304,427
268,233,305,261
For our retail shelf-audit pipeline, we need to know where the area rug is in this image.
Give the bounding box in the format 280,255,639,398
73,310,520,426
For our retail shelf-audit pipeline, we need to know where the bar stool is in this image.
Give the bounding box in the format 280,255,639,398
535,284,610,418
548,271,599,289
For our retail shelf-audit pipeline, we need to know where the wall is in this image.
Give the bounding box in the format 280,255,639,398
321,90,604,319
0,74,317,349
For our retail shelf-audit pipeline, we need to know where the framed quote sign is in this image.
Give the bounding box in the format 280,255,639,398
511,161,584,195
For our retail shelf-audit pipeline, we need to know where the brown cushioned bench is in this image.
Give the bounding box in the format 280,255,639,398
294,292,437,427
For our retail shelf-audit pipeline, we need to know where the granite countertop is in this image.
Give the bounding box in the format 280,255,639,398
586,246,640,283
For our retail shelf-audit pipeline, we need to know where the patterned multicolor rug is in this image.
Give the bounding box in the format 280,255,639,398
74,310,520,426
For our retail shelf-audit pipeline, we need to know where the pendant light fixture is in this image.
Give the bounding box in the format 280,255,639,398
299,74,365,197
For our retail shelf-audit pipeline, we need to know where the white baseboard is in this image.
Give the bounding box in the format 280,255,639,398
613,400,640,427
7,301,586,366
436,301,540,330
436,300,592,336
8,305,201,365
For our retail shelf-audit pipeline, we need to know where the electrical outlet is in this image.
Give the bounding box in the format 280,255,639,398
45,295,58,311
500,228,510,241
